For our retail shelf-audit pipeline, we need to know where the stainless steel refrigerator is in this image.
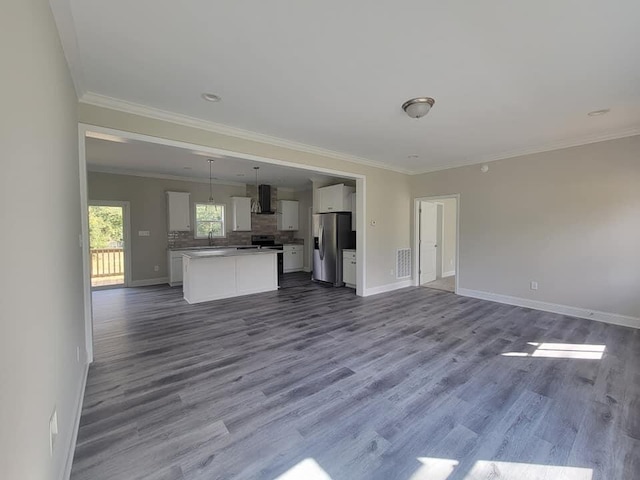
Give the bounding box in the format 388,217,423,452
312,213,356,286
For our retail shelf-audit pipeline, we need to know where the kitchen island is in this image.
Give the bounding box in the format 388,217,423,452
182,249,278,304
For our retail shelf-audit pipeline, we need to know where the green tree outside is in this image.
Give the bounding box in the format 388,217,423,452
89,206,123,248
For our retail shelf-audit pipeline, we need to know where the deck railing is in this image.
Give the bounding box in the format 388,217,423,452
91,248,124,278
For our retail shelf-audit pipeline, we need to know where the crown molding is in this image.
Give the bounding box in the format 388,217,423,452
87,165,248,187
79,93,640,178
49,0,86,98
80,92,414,175
413,125,640,175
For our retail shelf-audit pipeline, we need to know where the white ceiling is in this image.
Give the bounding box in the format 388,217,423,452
55,0,640,173
86,136,344,189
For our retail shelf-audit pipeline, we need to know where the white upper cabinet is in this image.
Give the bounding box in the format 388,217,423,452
317,184,355,213
277,200,299,231
167,191,191,231
231,197,252,231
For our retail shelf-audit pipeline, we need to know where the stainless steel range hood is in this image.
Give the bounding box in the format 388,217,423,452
258,184,274,214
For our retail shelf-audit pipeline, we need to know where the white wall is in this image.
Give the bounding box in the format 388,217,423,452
0,1,86,479
441,198,457,276
411,136,640,322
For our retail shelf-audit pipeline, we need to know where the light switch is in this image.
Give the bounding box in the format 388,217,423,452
138,231,150,237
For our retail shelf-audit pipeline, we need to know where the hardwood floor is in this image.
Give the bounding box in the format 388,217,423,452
71,273,640,480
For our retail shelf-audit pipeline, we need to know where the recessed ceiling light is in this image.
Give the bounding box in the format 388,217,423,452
587,109,610,116
201,93,221,102
408,154,419,159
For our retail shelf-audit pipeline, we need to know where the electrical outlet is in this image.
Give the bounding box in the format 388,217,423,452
530,281,538,290
154,265,159,272
49,408,58,457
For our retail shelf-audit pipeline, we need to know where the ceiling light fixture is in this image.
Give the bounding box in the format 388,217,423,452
402,97,435,119
407,154,419,159
201,93,221,102
251,167,262,213
207,159,215,202
587,109,610,117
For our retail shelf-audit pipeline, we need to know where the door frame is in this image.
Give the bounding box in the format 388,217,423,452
418,200,438,285
413,194,460,293
88,200,132,289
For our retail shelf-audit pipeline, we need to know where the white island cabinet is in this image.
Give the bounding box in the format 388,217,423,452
182,249,278,304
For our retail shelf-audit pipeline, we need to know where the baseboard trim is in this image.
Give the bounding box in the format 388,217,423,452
129,277,169,287
457,288,640,329
442,270,455,278
60,362,89,480
363,279,413,297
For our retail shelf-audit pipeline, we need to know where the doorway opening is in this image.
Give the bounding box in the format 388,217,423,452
415,195,458,293
88,201,131,288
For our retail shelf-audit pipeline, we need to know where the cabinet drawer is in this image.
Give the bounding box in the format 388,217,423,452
342,250,356,261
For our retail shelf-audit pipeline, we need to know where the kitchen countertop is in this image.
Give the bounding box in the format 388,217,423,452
182,249,278,259
169,245,253,251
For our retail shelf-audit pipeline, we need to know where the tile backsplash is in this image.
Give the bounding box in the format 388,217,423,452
167,185,300,249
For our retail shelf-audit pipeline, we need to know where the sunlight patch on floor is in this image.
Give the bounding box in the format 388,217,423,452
274,458,333,480
410,457,459,480
502,342,605,360
409,458,592,480
467,460,593,479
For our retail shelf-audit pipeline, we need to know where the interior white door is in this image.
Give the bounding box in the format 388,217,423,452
420,201,438,284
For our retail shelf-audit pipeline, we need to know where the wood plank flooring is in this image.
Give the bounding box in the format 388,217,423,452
71,273,640,480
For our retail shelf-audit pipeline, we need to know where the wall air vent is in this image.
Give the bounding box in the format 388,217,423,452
397,249,412,279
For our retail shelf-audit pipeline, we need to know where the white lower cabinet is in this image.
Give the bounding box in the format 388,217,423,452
168,250,186,286
342,249,356,288
283,244,304,272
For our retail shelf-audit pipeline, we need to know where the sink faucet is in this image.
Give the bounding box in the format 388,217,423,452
208,231,214,246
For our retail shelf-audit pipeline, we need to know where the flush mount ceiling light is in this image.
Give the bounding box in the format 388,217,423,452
587,108,610,116
201,93,221,102
402,97,435,118
407,154,419,159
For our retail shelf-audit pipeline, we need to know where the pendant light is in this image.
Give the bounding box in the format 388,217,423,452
208,159,215,202
251,166,261,213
